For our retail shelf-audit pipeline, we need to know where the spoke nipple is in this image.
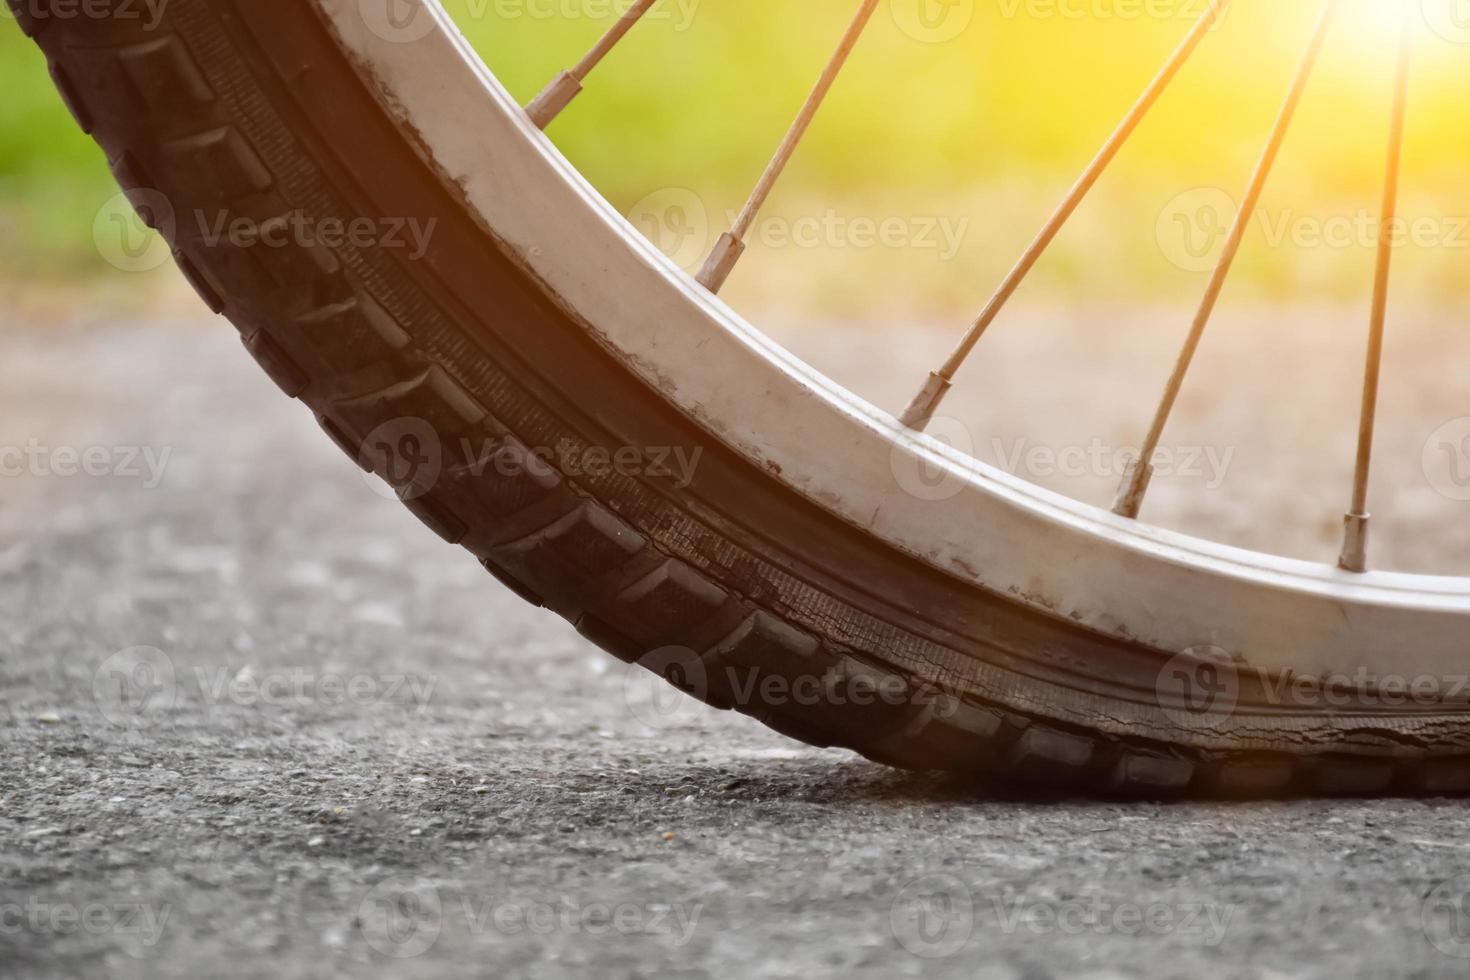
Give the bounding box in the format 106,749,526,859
897,372,952,432
696,232,746,294
526,70,584,130
1338,512,1371,573
1111,457,1155,520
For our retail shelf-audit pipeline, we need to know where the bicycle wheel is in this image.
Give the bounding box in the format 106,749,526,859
14,0,1470,796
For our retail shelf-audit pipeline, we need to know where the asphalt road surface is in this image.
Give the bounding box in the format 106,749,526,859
4,315,1470,980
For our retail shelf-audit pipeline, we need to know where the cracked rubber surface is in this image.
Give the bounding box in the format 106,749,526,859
14,0,1470,797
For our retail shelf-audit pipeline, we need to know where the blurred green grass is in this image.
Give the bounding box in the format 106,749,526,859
3,0,1468,315
0,26,120,283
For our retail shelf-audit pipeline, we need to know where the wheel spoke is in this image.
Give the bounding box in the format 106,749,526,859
696,0,881,293
526,0,658,129
898,0,1232,431
1110,0,1339,519
1339,7,1414,574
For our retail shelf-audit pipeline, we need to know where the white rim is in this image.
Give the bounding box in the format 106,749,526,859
321,0,1470,681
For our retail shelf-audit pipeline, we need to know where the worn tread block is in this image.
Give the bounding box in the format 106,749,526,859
338,367,486,449
47,61,94,133
813,655,921,741
9,0,44,36
114,35,214,112
403,493,467,545
317,415,365,469
163,126,272,203
453,436,565,523
242,330,308,397
612,559,728,649
240,216,344,293
1110,751,1195,793
1009,726,1095,774
108,151,164,225
702,612,821,713
178,193,291,288
1419,758,1470,795
1211,758,1295,797
574,614,644,665
174,250,225,313
1310,756,1396,796
885,698,1006,772
480,557,544,608
494,502,645,615
614,645,733,721
296,294,409,374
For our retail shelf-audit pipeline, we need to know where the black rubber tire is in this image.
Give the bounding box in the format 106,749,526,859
15,0,1470,797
